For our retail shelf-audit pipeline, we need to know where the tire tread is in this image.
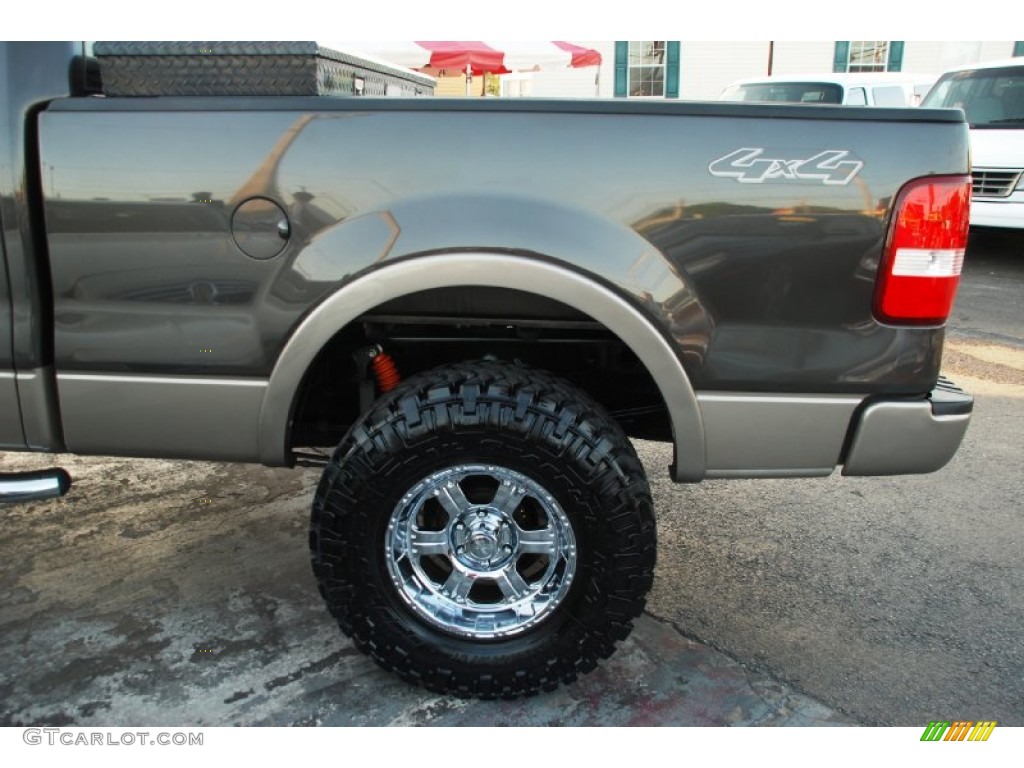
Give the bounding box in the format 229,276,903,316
310,360,656,698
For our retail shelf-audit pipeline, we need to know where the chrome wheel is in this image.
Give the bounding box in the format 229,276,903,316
385,464,577,639
312,360,655,696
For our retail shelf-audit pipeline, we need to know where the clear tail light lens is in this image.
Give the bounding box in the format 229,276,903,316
874,175,971,325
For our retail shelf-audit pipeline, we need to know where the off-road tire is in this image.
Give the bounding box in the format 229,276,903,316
309,360,656,698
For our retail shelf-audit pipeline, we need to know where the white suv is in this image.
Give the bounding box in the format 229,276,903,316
922,59,1024,231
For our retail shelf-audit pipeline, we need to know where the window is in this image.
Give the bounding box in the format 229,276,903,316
922,66,1024,127
614,42,680,98
628,41,665,97
848,41,888,72
720,82,843,104
833,41,904,73
846,87,867,105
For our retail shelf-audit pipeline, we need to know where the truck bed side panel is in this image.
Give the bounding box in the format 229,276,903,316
36,98,969,461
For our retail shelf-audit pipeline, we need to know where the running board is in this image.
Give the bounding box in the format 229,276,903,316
0,469,72,503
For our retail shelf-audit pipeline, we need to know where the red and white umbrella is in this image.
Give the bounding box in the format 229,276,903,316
328,40,601,78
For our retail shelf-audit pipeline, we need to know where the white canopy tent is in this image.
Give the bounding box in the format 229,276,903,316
325,41,602,95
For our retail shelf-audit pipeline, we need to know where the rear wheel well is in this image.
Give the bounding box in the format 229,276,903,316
288,286,671,452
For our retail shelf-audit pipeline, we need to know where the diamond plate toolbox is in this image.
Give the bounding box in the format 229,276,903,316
93,41,436,98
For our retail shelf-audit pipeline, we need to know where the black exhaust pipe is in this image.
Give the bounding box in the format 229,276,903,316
0,469,72,503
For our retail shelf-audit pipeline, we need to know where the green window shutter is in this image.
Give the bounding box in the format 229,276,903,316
887,41,904,72
1014,42,1024,57
614,41,628,97
666,41,680,98
833,41,850,72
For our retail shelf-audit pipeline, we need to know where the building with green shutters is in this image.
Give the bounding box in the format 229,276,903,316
497,41,1024,100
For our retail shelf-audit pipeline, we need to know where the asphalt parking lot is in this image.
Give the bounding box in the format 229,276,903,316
1,230,1021,727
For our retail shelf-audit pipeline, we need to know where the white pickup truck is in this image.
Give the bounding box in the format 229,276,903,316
719,72,936,107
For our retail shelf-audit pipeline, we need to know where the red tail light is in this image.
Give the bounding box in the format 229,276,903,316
874,175,971,325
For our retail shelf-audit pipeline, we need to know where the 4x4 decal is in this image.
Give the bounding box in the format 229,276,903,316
709,148,864,185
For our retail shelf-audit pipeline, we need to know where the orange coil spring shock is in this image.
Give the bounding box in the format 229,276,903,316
370,349,401,393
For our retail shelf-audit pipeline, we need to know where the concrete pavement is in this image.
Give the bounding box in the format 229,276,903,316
0,452,850,726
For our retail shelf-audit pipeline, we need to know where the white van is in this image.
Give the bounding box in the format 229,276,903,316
921,59,1024,231
719,72,936,107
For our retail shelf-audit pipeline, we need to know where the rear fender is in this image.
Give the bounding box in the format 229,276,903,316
259,251,706,481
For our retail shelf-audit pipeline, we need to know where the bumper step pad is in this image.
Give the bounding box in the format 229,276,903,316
0,469,72,504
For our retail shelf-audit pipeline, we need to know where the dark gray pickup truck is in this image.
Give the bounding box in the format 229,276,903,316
1,42,974,697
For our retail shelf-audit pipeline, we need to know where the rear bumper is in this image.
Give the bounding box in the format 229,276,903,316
842,377,972,476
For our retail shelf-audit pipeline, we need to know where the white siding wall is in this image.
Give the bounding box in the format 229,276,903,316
769,42,837,75
679,42,770,100
595,39,617,99
901,41,952,74
509,68,600,98
979,41,1017,63
903,41,1016,74
501,41,614,99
